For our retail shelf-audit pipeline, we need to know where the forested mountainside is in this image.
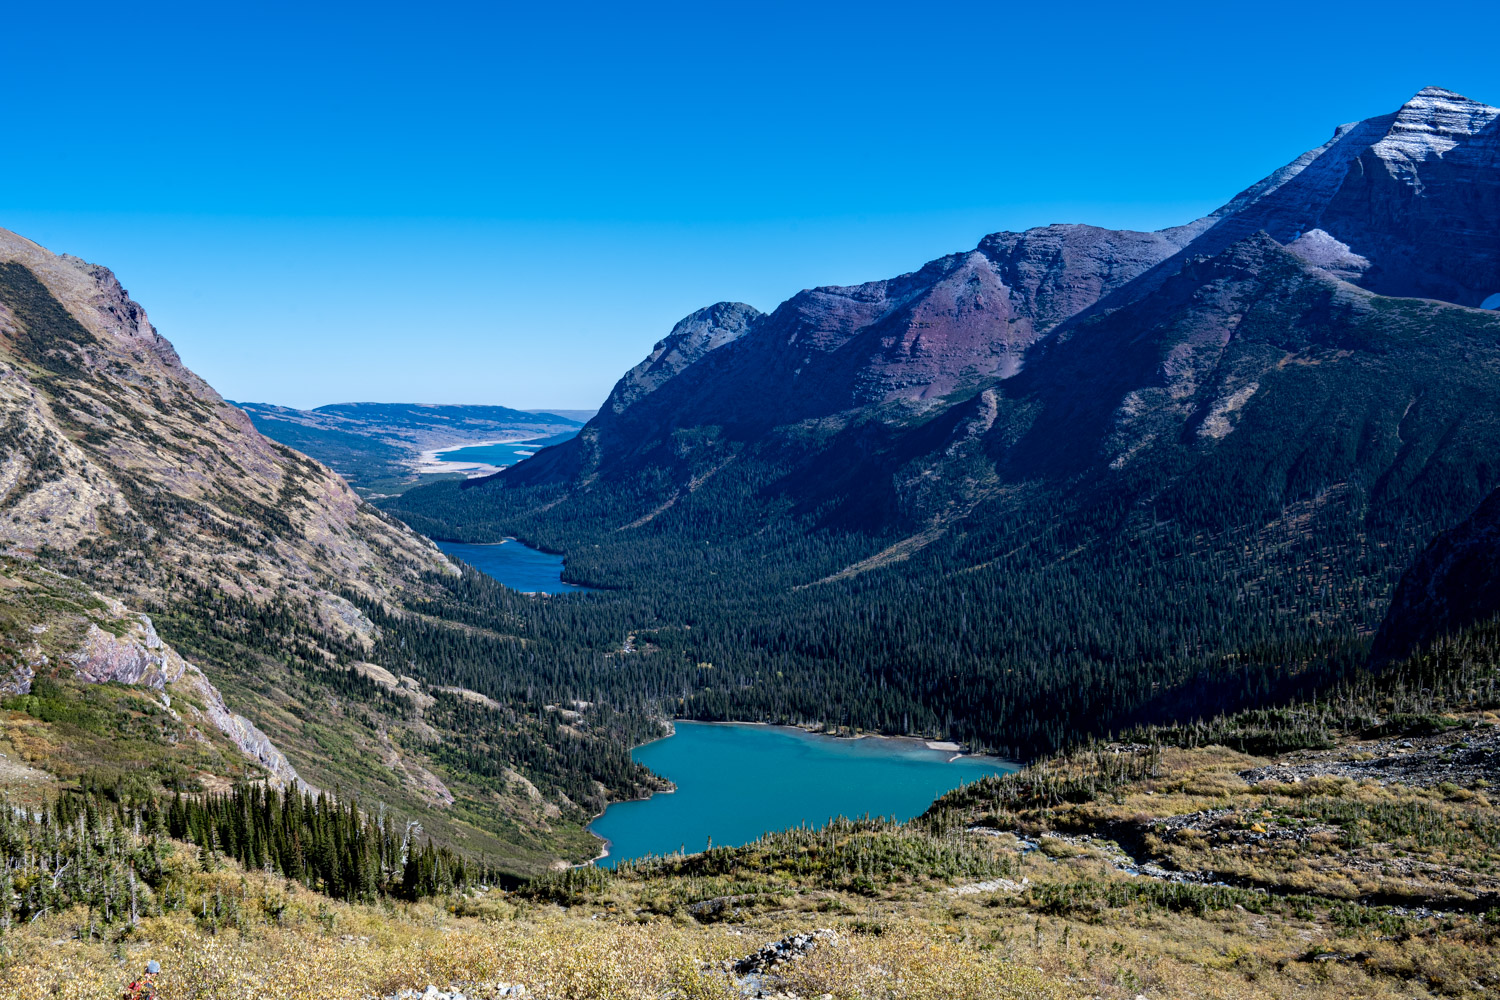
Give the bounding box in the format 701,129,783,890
237,401,581,496
1374,485,1500,665
0,227,660,875
386,87,1500,758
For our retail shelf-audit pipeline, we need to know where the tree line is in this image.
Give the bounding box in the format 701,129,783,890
0,780,496,938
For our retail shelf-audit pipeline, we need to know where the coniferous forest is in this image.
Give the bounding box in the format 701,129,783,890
0,780,496,937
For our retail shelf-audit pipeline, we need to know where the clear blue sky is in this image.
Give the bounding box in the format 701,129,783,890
3,1,1496,410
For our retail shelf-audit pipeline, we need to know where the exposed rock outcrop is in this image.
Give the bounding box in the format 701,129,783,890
0,226,455,617
731,928,839,975
61,610,303,789
1284,229,1372,283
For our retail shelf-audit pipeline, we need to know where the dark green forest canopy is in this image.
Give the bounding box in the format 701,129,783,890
382,275,1500,760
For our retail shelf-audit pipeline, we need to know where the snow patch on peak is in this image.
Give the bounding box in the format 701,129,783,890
1286,229,1372,283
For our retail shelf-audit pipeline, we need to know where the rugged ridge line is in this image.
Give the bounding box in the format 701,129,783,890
503,87,1500,494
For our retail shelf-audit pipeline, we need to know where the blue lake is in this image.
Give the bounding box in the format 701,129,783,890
589,721,1014,866
435,539,595,595
436,430,577,467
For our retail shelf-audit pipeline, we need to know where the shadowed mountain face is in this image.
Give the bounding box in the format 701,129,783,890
385,87,1500,754
1374,488,1500,665
510,223,1208,487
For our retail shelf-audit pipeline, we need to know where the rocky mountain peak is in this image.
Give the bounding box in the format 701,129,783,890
605,301,762,416
0,229,185,371
1375,86,1498,170
1156,86,1500,307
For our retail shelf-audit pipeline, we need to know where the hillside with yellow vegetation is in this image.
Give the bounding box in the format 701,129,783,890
3,654,1496,999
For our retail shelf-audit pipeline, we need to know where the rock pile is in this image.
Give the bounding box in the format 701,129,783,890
383,983,526,1000
1239,725,1500,790
731,929,838,976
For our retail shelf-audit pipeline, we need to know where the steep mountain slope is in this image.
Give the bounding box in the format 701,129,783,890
511,222,1206,487
1372,485,1500,664
387,87,1500,756
0,227,451,616
0,227,658,873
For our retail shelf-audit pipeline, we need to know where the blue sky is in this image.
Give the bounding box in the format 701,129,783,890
3,2,1497,410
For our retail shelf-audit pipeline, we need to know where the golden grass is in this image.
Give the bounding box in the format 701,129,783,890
2,840,1494,1000
4,726,1499,999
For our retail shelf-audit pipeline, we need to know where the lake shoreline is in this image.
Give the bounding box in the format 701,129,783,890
418,432,562,478
414,436,531,477
577,719,678,867
683,718,1008,764
436,538,596,596
581,717,1014,868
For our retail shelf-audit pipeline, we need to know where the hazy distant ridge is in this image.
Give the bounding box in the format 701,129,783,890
237,400,583,494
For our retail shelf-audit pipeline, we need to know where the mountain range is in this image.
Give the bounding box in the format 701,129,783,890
4,85,1500,996
4,83,1499,875
389,86,1500,755
512,86,1499,491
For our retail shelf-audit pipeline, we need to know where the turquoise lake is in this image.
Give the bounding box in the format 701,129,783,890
589,722,1014,866
436,430,577,467
435,539,595,595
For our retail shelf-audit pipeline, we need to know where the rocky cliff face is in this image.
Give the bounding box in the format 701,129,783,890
65,605,304,788
1171,87,1500,305
0,226,453,629
0,225,464,799
0,558,304,787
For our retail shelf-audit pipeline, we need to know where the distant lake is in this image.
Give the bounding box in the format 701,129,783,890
589,722,1013,866
435,538,595,595
436,430,577,467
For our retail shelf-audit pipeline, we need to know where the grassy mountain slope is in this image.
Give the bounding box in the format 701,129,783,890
5,619,1497,999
